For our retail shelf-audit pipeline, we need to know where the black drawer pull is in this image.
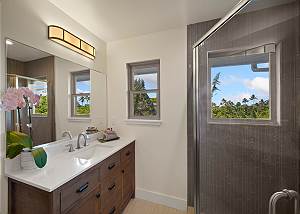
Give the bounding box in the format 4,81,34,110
96,192,101,198
108,163,116,170
108,183,116,191
76,182,89,193
109,207,116,214
126,151,131,156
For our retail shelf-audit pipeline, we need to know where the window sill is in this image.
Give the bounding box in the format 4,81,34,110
125,119,162,126
68,117,92,122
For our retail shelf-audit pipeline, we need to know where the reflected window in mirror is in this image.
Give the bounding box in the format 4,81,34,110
71,70,91,117
28,77,48,116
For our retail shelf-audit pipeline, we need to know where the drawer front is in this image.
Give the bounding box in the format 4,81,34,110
61,168,99,213
101,175,122,211
101,205,119,214
121,142,135,164
100,152,120,180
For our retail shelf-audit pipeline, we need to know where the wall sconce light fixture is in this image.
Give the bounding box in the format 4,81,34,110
48,25,96,60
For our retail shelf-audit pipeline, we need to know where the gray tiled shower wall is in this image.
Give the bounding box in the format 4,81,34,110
187,1,300,213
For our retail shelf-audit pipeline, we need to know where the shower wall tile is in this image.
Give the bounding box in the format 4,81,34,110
187,1,300,214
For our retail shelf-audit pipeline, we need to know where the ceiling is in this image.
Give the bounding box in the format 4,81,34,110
47,0,240,42
7,40,51,62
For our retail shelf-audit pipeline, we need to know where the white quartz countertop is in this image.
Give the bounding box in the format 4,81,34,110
5,137,135,192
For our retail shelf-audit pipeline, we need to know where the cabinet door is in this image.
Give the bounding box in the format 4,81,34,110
65,187,101,214
121,160,135,206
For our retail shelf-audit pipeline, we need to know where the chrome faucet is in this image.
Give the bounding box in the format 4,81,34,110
76,133,88,149
62,131,72,140
65,143,75,152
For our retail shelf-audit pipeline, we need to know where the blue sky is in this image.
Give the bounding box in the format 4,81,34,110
76,80,91,94
211,64,269,105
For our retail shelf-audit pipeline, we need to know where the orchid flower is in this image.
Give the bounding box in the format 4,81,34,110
0,87,40,111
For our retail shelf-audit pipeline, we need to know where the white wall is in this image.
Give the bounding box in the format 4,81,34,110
107,28,187,210
2,0,106,73
0,0,107,213
55,57,107,139
0,2,7,213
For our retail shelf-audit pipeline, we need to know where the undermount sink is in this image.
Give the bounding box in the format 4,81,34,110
74,144,114,160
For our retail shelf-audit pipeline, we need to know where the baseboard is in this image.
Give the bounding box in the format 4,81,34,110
135,188,187,211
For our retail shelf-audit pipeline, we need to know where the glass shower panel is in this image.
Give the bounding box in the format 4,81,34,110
194,0,300,214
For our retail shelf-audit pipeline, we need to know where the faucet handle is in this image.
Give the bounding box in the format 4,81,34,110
65,143,75,152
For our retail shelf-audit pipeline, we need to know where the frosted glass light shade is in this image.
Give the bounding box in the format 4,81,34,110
48,25,95,60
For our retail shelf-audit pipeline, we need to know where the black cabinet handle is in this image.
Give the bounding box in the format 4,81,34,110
122,170,125,173
126,151,131,156
108,163,116,170
76,182,89,193
96,192,101,198
108,183,116,191
109,207,116,214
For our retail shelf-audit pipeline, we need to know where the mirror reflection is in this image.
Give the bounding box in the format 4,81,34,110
5,39,107,146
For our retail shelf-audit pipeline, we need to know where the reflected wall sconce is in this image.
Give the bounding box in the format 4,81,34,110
48,25,96,60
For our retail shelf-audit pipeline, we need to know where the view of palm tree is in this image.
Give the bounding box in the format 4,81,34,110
211,64,270,119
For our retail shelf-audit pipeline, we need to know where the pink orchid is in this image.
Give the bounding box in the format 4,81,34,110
0,87,40,111
30,94,40,106
18,87,34,98
0,88,19,111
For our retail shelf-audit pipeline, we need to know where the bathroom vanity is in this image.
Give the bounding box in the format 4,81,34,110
6,139,135,214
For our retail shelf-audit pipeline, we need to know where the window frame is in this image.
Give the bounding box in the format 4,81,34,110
70,70,91,118
207,43,280,126
127,59,161,120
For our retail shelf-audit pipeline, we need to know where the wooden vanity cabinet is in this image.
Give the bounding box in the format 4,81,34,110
120,143,135,211
64,187,101,214
8,141,135,214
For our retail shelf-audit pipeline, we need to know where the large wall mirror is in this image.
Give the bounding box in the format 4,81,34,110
5,39,107,146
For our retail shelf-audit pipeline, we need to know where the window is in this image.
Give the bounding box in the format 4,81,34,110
208,44,279,124
127,60,160,120
28,77,48,116
70,70,91,117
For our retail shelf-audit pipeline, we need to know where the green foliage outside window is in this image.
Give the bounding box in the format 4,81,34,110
34,95,48,115
76,96,90,115
211,72,270,119
133,78,157,117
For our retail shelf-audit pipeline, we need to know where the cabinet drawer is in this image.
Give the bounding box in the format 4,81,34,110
121,142,135,164
101,205,119,214
101,175,122,211
61,168,99,213
100,152,120,180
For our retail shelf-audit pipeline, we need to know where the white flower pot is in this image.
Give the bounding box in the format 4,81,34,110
20,149,37,170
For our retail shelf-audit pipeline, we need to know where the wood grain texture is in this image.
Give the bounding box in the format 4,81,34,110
187,1,300,214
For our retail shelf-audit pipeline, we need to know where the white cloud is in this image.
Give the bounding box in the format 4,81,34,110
77,89,90,93
244,77,269,95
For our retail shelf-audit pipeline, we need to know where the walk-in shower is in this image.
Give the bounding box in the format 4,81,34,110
189,0,300,213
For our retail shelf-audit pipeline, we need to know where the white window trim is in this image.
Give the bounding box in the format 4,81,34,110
68,117,92,122
125,119,162,126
